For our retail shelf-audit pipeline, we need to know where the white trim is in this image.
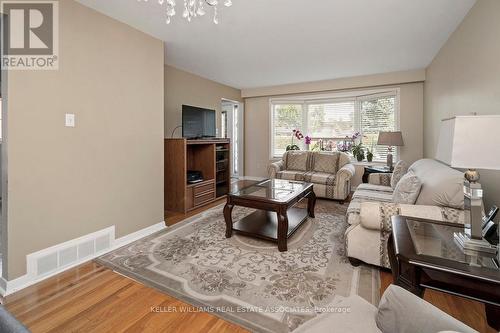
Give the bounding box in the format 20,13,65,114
0,221,166,296
113,221,166,249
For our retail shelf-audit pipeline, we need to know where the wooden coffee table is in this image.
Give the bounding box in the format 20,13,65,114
388,215,500,330
224,179,316,252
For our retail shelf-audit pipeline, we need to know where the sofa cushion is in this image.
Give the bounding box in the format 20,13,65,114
393,172,422,204
310,152,339,174
409,159,464,209
276,170,305,181
352,186,394,203
285,151,309,171
357,183,394,193
303,172,336,185
390,160,408,189
376,285,476,333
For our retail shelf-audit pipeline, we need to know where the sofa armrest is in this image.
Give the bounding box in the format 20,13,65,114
376,285,477,333
337,163,355,181
368,173,392,186
268,160,284,178
359,202,465,231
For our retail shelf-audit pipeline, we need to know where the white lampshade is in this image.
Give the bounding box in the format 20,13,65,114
436,115,500,170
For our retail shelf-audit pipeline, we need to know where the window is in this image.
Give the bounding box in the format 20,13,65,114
360,95,396,161
307,100,355,138
272,104,303,156
270,90,399,161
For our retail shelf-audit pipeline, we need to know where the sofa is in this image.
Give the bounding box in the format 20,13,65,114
346,158,466,268
293,285,476,333
269,151,355,202
0,306,30,333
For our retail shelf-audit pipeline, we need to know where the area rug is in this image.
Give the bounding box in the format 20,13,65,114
97,200,380,333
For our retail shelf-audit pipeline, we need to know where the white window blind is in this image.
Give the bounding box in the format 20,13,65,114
360,96,396,161
273,104,304,156
307,101,355,138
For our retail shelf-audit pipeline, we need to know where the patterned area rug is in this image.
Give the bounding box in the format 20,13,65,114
97,200,380,333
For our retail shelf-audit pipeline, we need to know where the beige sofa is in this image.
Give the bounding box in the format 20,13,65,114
346,159,466,268
269,151,355,202
293,285,476,333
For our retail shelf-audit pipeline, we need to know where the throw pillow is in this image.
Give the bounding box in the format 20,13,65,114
311,152,339,174
391,160,409,189
393,171,422,204
286,151,309,171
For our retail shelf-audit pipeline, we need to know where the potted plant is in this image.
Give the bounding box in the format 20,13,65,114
286,129,304,151
352,143,365,162
366,147,374,162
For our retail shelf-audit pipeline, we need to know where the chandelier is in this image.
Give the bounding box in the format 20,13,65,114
138,0,233,25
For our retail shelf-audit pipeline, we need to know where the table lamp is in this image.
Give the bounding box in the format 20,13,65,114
436,115,500,253
377,131,404,171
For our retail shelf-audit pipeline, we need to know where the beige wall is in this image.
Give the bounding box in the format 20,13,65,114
4,0,164,279
164,65,241,138
424,0,500,212
245,83,424,178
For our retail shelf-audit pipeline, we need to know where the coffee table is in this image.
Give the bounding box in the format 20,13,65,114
224,179,316,252
388,215,500,330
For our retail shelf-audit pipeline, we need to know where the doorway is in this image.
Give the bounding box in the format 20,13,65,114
221,99,244,178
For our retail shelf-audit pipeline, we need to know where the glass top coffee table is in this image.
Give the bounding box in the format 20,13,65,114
224,179,316,252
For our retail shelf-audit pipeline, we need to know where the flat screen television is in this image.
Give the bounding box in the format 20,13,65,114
182,105,216,139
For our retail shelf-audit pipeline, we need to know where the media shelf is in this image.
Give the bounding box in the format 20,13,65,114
164,138,230,213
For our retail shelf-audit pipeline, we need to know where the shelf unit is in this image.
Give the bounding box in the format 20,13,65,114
164,138,230,213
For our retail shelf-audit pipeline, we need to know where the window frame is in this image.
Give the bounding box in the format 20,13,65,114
269,88,401,161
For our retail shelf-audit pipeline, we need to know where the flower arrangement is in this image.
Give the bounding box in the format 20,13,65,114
286,129,304,151
337,132,361,153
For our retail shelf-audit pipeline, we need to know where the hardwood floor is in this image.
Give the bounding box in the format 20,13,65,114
3,180,494,332
5,262,248,333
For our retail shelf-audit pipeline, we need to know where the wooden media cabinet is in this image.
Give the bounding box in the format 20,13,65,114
164,138,230,213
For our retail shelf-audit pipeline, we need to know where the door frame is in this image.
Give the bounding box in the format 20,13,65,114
221,99,244,178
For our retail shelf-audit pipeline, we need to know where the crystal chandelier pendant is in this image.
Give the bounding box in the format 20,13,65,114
141,0,232,24
213,6,218,24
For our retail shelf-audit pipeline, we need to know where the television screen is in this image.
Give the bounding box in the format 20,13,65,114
182,105,216,139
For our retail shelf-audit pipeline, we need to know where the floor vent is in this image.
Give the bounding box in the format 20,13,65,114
28,227,115,278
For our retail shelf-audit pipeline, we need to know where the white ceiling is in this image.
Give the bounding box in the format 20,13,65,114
76,0,476,89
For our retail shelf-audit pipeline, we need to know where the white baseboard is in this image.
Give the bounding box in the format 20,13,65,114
0,221,166,297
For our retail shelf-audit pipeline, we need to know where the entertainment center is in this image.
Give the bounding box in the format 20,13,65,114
164,138,231,213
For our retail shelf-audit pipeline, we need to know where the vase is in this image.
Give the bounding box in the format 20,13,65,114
356,155,364,162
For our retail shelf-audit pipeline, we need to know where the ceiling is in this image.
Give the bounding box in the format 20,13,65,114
76,0,476,89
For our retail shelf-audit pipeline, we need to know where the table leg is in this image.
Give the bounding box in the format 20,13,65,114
223,202,234,238
277,208,289,252
485,304,500,331
307,190,316,218
388,233,425,297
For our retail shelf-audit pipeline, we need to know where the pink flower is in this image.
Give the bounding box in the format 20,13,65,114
305,136,312,145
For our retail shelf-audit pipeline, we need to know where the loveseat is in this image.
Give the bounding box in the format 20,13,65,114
346,159,466,268
269,151,355,202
